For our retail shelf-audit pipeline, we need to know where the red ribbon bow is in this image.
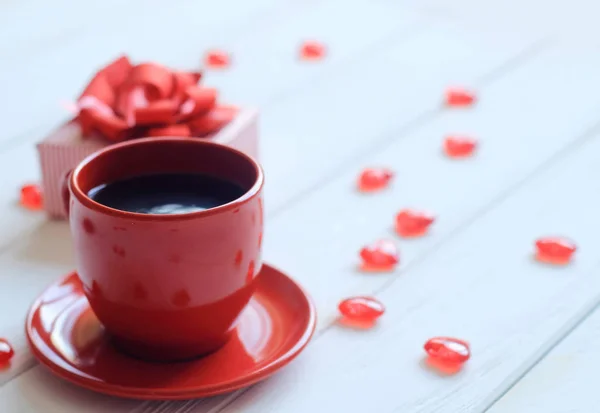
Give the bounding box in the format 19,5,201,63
75,55,236,141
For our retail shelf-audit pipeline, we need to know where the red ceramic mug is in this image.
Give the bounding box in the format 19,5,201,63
63,137,264,362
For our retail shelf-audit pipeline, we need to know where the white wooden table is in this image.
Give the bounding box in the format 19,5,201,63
2,0,600,411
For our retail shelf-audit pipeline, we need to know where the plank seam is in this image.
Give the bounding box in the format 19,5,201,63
480,287,600,412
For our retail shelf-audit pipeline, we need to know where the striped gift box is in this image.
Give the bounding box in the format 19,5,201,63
37,108,259,219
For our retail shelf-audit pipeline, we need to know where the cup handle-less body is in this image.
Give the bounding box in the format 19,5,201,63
65,138,264,362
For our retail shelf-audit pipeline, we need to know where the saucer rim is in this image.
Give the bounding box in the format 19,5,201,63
25,263,317,400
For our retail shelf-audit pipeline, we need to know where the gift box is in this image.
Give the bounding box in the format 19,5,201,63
36,56,259,219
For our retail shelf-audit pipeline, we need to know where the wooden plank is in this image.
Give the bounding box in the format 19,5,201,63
0,368,141,413
395,0,600,41
260,39,600,331
487,305,600,413
164,40,600,412
204,0,423,107
0,0,176,58
252,17,545,212
207,63,600,413
0,38,596,411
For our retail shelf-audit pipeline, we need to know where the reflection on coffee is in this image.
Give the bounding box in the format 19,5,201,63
88,173,245,214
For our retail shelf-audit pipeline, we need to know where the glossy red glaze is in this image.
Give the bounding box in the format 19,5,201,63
26,266,316,399
338,297,385,323
445,88,476,107
535,237,577,265
204,50,231,69
20,183,43,210
300,41,326,60
65,138,264,361
0,338,14,365
395,209,435,238
444,136,477,158
359,239,399,272
424,337,470,366
357,168,394,192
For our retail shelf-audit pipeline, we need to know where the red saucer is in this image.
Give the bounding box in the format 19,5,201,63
26,264,316,400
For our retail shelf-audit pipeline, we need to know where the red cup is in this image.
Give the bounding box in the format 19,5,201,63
63,138,264,362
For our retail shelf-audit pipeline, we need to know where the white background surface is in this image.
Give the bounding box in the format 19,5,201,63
1,0,600,411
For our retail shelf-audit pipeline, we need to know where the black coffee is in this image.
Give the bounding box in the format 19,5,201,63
88,173,245,214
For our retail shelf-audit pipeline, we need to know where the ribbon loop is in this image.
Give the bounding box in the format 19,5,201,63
188,105,237,136
73,55,232,141
134,100,178,125
178,87,217,120
125,63,174,100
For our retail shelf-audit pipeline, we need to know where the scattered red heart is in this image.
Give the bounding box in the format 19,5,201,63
445,87,476,107
338,297,385,323
395,209,435,238
20,184,43,210
300,41,326,61
424,337,470,368
204,50,231,69
359,239,399,272
357,167,394,192
0,338,14,366
444,136,478,158
535,237,576,265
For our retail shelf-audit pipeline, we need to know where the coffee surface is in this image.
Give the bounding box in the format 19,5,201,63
88,173,245,214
